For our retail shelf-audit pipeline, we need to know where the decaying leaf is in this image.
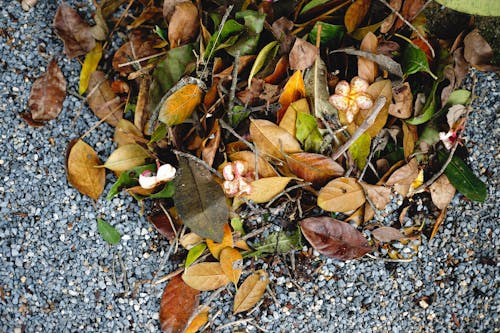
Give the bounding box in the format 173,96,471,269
182,262,230,291
429,174,456,210
317,177,366,213
358,32,378,83
402,122,417,159
168,1,200,48
300,217,373,260
28,59,66,122
66,139,105,200
249,119,302,160
87,71,123,127
160,275,200,333
112,30,161,76
385,158,419,196
233,270,269,314
159,84,203,126
174,156,228,242
389,82,413,119
286,152,344,187
220,247,243,285
359,182,392,210
113,119,144,147
289,38,318,71
206,224,233,259
464,30,500,71
344,0,371,33
103,143,150,175
371,226,406,242
245,177,294,204
53,2,96,58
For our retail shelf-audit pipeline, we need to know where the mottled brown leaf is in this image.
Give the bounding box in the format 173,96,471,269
286,152,344,187
53,2,96,58
28,59,66,122
300,217,373,260
359,182,391,210
429,174,456,210
87,71,123,127
371,226,405,242
159,275,199,333
112,30,160,76
289,38,318,71
168,2,200,48
385,158,419,196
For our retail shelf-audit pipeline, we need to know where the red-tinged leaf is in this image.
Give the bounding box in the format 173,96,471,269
159,275,200,333
148,213,177,240
288,38,318,71
112,30,161,76
286,152,344,187
300,217,373,260
53,2,96,58
87,71,123,127
28,59,66,122
371,226,406,242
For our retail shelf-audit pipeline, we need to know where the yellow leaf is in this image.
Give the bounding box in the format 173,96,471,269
103,143,150,175
344,0,371,33
249,119,302,160
279,98,310,137
233,270,269,314
220,247,243,285
244,177,294,204
159,84,203,126
317,177,366,212
79,42,103,95
206,224,233,259
234,239,251,251
402,122,417,159
183,307,209,333
354,79,392,137
182,262,230,291
113,119,144,147
66,139,105,200
278,70,305,111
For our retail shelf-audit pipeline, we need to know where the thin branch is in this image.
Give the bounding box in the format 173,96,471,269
219,119,256,153
227,51,240,114
118,51,168,68
172,149,223,179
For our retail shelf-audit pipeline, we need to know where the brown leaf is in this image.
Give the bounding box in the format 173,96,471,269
354,79,392,137
344,0,371,33
103,144,150,175
233,270,269,314
371,226,405,242
201,120,221,167
53,2,96,58
159,274,200,333
163,0,186,20
402,122,417,159
229,151,276,178
148,213,178,241
168,2,200,48
358,32,378,83
113,119,144,147
220,247,243,285
66,139,105,200
317,177,366,213
249,119,302,160
87,71,124,127
300,217,373,260
429,174,456,210
359,182,391,210
286,152,344,187
289,38,318,71
430,208,447,241
28,59,66,122
237,79,280,106
389,82,413,119
393,0,424,31
244,177,294,204
112,30,161,76
380,0,402,33
183,307,209,333
182,262,230,291
385,158,419,196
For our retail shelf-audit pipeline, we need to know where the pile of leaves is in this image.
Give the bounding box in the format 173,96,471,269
24,0,498,331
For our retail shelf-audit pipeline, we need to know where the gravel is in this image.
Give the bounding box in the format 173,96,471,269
0,1,498,332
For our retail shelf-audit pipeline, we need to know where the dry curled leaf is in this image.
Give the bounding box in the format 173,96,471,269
389,82,413,119
233,270,269,314
286,152,344,187
159,274,199,333
289,38,318,71
183,307,209,333
53,2,96,58
66,139,105,201
245,177,294,204
220,247,243,285
87,71,124,127
385,158,419,196
103,143,150,175
168,2,200,48
249,119,302,160
317,177,366,213
358,32,378,83
429,174,456,210
371,226,406,242
300,217,373,260
344,0,371,34
182,262,230,291
28,59,66,122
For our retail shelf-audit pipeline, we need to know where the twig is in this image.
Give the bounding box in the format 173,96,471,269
103,0,135,50
265,182,312,208
365,253,413,263
378,0,435,58
153,267,184,285
240,223,273,241
172,150,223,179
80,102,124,140
219,119,256,153
227,51,240,114
215,318,254,331
332,96,386,160
118,51,168,68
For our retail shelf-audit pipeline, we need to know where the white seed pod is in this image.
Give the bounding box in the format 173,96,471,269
156,164,176,182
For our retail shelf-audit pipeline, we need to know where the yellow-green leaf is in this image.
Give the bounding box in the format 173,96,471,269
233,270,269,314
79,42,103,95
348,133,371,170
185,243,207,268
103,143,149,175
248,41,279,88
159,84,203,126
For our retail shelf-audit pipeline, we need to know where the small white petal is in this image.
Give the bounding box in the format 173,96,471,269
335,81,350,96
139,174,158,189
156,164,176,182
350,76,369,93
329,94,349,111
223,164,235,181
234,161,246,177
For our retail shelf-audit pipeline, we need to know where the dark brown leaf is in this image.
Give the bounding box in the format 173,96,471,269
53,2,96,58
148,213,177,240
159,274,200,333
87,71,123,127
168,2,200,48
463,29,500,71
28,59,66,122
300,217,373,260
286,152,344,187
289,38,318,71
393,0,424,31
112,30,161,76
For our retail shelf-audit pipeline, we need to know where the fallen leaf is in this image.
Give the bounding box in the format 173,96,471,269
371,226,405,242
168,2,200,48
401,43,436,79
183,307,209,333
300,217,373,260
359,182,391,210
206,224,233,259
429,174,456,210
380,0,402,33
344,0,371,33
317,177,366,213
402,122,417,159
185,243,207,268
249,119,302,160
53,2,96,58
159,84,202,126
112,30,161,76
97,218,121,245
233,270,269,314
148,212,178,241
103,143,150,175
393,0,424,31
66,139,105,200
354,79,392,137
163,0,186,20
113,119,144,147
244,177,294,204
174,156,228,242
263,56,288,84
243,229,301,258
220,247,243,285
435,1,500,22
446,104,467,129
295,112,323,153
182,262,230,291
385,158,419,196
358,32,378,83
180,232,204,250
28,59,66,122
286,152,344,187
248,41,279,88
87,71,124,127
430,208,447,241
389,82,413,119
289,38,318,71
279,98,310,137
79,42,103,95
229,151,276,178
160,275,200,333
278,70,306,113
348,133,371,170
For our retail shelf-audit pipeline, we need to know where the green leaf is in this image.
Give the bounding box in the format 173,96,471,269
295,112,323,153
438,150,487,202
445,89,471,106
149,123,168,144
435,0,500,16
97,218,121,245
230,105,251,127
248,41,279,87
231,217,245,235
107,164,156,200
243,229,301,258
204,19,245,60
185,243,207,268
146,181,175,199
401,44,437,79
154,25,167,41
226,10,266,56
309,22,344,48
348,133,371,170
406,78,441,125
300,0,330,14
153,45,195,94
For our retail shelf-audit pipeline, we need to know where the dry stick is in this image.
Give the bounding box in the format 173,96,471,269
117,51,168,68
227,50,240,115
365,253,413,263
219,119,256,152
172,149,223,179
215,318,254,331
332,96,386,160
378,0,435,58
265,182,312,208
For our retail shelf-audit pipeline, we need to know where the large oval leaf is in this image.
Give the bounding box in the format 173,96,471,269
435,0,500,17
233,270,269,314
159,84,203,126
249,119,302,160
317,177,366,212
66,139,105,200
286,152,343,187
244,177,293,203
182,262,230,291
300,217,373,260
104,144,150,175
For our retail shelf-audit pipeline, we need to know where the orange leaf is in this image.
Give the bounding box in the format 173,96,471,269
219,247,243,285
159,84,203,126
344,0,371,33
317,177,366,212
183,307,209,333
278,70,305,113
206,224,233,259
402,122,417,158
